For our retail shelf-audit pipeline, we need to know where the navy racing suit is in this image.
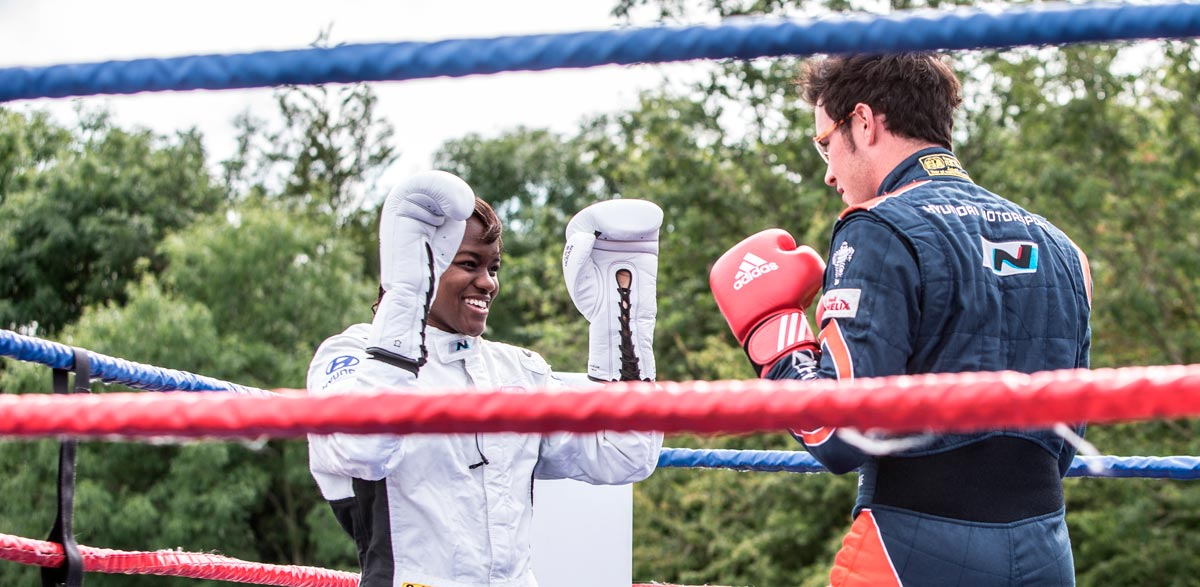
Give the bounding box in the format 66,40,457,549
769,148,1092,587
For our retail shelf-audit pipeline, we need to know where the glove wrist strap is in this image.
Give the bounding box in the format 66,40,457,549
745,310,816,374
366,351,421,376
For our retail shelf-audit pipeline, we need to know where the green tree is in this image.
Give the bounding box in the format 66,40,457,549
0,280,266,587
0,109,72,200
222,81,398,285
159,203,375,387
0,204,373,585
223,83,397,222
0,110,224,334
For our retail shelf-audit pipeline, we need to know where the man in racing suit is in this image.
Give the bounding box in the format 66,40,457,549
308,171,663,587
710,54,1092,586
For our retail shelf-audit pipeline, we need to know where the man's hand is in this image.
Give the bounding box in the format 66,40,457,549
710,229,825,375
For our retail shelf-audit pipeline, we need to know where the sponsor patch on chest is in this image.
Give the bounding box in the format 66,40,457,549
443,337,475,361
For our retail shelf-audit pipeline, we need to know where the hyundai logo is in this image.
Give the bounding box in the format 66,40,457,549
326,355,361,374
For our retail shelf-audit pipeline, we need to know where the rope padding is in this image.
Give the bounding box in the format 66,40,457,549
0,330,270,395
2,3,1199,102
1,364,1198,438
0,533,357,587
658,448,1200,479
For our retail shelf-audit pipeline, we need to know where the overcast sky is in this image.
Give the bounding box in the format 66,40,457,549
0,0,713,180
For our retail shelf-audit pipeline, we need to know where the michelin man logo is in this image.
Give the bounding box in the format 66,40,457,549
831,241,855,285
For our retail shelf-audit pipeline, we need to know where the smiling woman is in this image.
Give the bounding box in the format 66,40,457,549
427,198,503,337
304,169,664,587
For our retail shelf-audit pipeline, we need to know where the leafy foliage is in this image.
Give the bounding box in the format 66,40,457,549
3,3,1200,585
0,111,223,333
223,84,397,222
159,204,374,387
0,75,383,583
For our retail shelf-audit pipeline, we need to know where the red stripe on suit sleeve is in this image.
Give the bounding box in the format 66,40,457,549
800,319,855,446
1069,240,1092,308
819,318,854,381
800,426,835,446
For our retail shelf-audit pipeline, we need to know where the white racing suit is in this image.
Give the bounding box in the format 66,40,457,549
307,324,663,587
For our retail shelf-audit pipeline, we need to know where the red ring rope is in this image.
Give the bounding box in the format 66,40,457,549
0,365,1196,438
0,532,357,586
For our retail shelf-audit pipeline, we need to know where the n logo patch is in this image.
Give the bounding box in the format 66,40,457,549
981,237,1038,276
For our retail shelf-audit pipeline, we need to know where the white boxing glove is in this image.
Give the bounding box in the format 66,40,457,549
367,170,476,373
563,199,662,382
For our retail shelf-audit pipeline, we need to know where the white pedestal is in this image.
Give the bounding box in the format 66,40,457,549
531,479,633,587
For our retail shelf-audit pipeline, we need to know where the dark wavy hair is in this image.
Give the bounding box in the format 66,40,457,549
372,197,503,315
472,196,503,248
799,53,962,150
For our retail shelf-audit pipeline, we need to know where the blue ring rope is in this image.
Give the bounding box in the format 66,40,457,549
0,329,269,395
658,448,1200,480
1,3,1198,103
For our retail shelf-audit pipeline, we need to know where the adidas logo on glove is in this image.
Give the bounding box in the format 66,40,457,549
733,253,779,290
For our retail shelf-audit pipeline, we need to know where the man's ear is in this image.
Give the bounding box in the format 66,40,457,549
854,103,882,146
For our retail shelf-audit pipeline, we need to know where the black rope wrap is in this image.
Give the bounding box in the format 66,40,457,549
42,348,90,587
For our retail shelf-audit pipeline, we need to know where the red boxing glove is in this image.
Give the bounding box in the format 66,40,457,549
710,229,826,375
